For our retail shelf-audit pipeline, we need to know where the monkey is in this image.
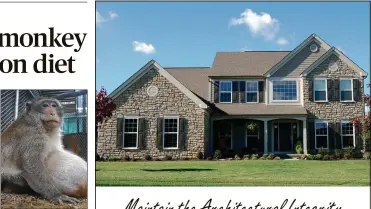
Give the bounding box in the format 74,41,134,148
0,97,87,204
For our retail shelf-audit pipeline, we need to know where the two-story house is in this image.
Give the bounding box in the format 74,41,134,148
97,34,368,159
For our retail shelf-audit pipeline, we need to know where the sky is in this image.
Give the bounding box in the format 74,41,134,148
96,2,370,95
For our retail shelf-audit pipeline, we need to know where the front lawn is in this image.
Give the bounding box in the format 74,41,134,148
96,160,370,186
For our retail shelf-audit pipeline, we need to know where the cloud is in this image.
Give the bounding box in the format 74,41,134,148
132,41,156,54
337,46,346,54
230,9,280,41
276,37,289,45
96,10,119,26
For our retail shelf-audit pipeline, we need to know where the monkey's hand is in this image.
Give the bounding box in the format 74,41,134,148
50,194,81,205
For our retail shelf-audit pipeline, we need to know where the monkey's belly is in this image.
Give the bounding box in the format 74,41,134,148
47,149,87,198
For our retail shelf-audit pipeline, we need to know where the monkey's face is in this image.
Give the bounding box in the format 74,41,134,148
27,97,64,130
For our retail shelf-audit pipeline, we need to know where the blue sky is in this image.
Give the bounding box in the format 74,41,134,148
96,2,370,95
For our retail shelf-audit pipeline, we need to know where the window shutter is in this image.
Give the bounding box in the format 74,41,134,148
307,121,315,151
308,80,314,101
214,81,219,103
239,81,245,103
355,123,361,150
327,79,333,101
353,79,359,101
157,118,163,149
116,118,124,148
334,122,341,149
328,123,335,150
138,118,145,149
232,81,239,103
178,118,186,150
333,79,340,101
258,81,264,103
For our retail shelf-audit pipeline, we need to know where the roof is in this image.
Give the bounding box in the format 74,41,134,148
214,103,308,115
165,67,211,101
210,51,290,77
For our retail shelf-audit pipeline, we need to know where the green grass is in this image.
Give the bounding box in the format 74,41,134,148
96,160,370,186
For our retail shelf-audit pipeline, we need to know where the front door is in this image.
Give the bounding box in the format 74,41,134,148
279,123,292,152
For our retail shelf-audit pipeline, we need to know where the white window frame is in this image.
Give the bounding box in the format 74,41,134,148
315,120,329,149
314,78,328,102
163,116,179,149
245,81,259,103
219,81,232,103
271,80,299,102
123,116,139,149
341,120,355,148
340,78,354,102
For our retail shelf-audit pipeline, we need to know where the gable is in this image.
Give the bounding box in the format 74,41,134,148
265,34,331,77
109,60,208,109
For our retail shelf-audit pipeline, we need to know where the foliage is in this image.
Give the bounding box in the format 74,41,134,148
306,154,314,160
318,148,329,156
266,154,275,160
262,154,269,158
123,155,130,161
251,154,259,160
206,157,213,161
343,147,355,159
243,154,250,160
363,152,370,160
259,156,267,160
144,155,152,161
295,140,303,154
322,155,330,161
108,156,121,161
197,152,204,160
314,154,323,160
247,122,258,132
234,154,241,160
214,150,222,159
334,149,342,159
96,87,117,125
165,155,173,161
273,156,281,160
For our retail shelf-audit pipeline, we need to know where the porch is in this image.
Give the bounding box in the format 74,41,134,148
210,116,308,155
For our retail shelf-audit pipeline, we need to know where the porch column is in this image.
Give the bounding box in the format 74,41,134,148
264,120,268,153
303,119,308,154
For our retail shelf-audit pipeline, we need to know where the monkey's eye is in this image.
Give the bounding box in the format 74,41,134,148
42,103,49,107
51,103,57,108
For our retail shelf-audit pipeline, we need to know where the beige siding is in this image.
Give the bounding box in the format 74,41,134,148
272,40,328,77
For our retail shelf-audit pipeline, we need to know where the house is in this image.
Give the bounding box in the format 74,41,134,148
97,34,368,159
0,90,88,160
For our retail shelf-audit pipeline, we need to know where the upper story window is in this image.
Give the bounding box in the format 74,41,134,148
123,117,139,148
219,81,232,103
341,120,355,148
314,79,327,102
245,81,258,103
163,117,179,149
272,80,297,101
340,79,353,102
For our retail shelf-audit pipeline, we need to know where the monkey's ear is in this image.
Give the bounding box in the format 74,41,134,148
26,102,32,111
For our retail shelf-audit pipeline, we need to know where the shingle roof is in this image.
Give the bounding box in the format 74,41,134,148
214,103,307,115
165,67,211,101
210,51,290,76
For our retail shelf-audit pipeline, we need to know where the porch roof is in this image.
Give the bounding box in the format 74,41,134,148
214,103,307,115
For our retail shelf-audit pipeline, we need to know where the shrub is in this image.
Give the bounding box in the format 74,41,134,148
262,154,269,158
322,155,330,161
243,154,250,160
108,156,122,161
318,147,329,156
154,158,161,161
197,152,204,160
295,140,303,154
132,158,137,162
363,152,370,160
300,155,307,160
144,155,152,161
165,155,173,161
214,150,222,159
266,154,275,160
306,154,315,160
343,147,355,159
206,157,213,161
329,155,335,161
259,157,266,160
123,155,130,161
234,154,241,160
182,157,190,161
251,154,259,160
334,149,342,159
273,156,281,160
314,154,323,160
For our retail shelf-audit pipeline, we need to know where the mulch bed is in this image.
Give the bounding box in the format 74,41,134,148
1,193,87,209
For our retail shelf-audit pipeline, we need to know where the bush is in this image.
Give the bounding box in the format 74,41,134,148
262,154,269,158
214,150,222,159
306,154,315,160
334,149,342,159
182,157,190,161
132,158,137,162
273,156,281,160
243,154,250,160
251,154,259,160
266,154,275,160
165,155,173,161
197,152,204,160
144,155,152,161
318,147,329,156
322,155,330,161
314,154,323,160
343,147,355,159
108,156,122,161
363,152,370,160
295,140,303,154
259,157,266,160
329,155,335,161
123,155,130,161
153,158,161,161
206,157,213,161
234,154,241,160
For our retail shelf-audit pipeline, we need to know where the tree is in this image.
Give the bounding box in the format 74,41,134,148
352,83,370,152
96,87,116,158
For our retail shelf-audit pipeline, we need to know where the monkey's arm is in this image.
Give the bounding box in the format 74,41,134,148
21,143,80,204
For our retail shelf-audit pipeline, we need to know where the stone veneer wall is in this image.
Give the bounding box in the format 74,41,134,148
97,68,209,159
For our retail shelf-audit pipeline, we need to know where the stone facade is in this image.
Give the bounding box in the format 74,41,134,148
97,68,209,159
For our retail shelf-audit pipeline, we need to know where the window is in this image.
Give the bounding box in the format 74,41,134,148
219,81,232,103
315,121,328,149
340,79,353,101
272,80,297,101
123,117,138,148
245,81,258,103
163,117,179,149
314,79,327,101
341,121,355,148
246,122,259,148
